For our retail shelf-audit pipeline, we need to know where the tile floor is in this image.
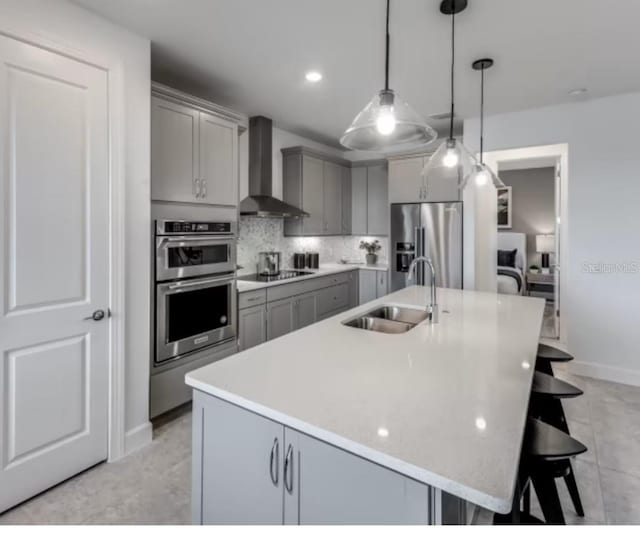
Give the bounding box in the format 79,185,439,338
1,368,639,525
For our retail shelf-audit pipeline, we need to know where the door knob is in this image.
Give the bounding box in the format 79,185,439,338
84,309,106,321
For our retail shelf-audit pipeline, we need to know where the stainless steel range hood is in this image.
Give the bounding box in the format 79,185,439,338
240,116,309,218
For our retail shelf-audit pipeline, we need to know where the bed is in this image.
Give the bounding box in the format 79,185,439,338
497,232,527,295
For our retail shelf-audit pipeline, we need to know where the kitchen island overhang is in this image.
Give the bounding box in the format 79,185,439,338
186,286,545,523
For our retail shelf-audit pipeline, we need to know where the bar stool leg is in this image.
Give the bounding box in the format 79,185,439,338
531,472,566,524
564,460,585,517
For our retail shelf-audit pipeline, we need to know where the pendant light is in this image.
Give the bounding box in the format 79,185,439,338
461,58,505,189
340,0,436,152
422,0,476,188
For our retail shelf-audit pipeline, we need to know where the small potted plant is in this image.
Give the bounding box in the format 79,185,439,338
529,264,541,274
359,239,381,265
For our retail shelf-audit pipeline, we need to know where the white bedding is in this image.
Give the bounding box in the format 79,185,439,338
497,267,524,295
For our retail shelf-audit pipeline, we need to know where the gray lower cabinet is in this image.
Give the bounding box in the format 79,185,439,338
196,392,284,524
238,305,267,351
266,297,296,341
347,270,359,308
295,292,317,330
359,269,389,305
193,391,433,525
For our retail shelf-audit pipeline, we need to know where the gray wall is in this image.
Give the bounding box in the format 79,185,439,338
498,167,555,268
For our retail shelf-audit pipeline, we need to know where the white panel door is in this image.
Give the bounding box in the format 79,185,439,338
0,35,110,512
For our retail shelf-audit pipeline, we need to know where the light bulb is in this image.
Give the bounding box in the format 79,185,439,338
443,148,459,168
475,169,489,186
376,106,396,135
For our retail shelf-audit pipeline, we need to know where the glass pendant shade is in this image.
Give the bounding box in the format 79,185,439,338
340,89,437,152
422,138,477,189
460,162,505,190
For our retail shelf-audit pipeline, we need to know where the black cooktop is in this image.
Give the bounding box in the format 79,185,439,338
238,270,314,282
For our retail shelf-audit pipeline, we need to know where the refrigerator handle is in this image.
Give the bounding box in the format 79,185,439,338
413,226,425,286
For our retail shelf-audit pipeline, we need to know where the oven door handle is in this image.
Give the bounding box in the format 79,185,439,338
160,235,233,244
167,274,235,291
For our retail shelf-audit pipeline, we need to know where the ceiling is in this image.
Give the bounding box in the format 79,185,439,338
73,0,640,149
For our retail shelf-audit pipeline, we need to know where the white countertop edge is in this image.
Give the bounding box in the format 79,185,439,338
237,263,389,293
185,377,514,514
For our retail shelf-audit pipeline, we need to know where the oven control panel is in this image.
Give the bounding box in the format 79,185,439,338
158,220,234,235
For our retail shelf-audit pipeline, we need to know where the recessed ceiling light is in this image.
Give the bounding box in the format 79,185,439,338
568,88,587,97
305,71,322,82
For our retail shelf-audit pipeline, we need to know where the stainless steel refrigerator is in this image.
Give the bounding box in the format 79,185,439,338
390,202,463,292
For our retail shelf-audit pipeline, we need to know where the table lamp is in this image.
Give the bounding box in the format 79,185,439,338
536,234,555,274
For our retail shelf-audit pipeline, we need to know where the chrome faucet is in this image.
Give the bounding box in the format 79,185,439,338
408,256,438,323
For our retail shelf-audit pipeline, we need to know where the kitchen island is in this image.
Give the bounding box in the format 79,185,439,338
186,286,545,525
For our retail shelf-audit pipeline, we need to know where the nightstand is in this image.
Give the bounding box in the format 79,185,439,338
526,272,555,300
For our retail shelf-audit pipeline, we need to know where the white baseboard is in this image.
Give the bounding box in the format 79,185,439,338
569,360,640,387
124,421,153,456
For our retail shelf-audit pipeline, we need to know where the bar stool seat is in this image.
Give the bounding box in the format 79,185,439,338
494,419,587,525
532,371,583,399
536,344,573,374
526,418,587,461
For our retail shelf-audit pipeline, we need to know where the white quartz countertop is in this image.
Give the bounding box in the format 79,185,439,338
236,262,388,293
186,286,545,513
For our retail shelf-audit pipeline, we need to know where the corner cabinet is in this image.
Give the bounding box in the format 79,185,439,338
388,150,460,204
283,147,351,236
151,84,244,206
193,391,441,525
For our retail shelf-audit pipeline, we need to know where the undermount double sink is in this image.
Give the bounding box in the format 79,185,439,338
343,305,430,334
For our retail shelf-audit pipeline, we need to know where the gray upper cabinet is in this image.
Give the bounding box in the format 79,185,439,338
341,166,352,235
388,155,425,203
199,111,238,206
349,161,389,236
283,147,351,237
151,86,242,206
350,167,368,235
323,161,343,235
151,96,199,203
366,163,388,235
388,151,460,204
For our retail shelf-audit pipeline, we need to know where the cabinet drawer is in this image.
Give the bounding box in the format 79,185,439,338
238,289,266,309
317,283,349,317
266,272,352,303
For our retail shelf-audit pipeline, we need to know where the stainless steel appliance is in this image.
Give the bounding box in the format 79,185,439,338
154,220,237,365
390,202,462,292
257,251,281,276
238,269,313,283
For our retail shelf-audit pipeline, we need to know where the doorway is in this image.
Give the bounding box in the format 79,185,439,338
483,144,569,344
0,32,120,513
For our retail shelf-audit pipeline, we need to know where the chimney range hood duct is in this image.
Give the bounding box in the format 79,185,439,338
239,116,309,218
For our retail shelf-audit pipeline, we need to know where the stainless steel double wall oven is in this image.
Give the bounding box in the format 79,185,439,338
154,220,237,365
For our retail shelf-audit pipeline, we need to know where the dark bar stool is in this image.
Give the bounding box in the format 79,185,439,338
529,371,585,518
494,419,587,525
536,343,573,375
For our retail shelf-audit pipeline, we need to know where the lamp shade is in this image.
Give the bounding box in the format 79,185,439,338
422,138,477,189
340,89,437,152
536,234,555,253
460,162,505,190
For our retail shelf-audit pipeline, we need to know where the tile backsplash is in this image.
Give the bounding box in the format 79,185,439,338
237,217,388,275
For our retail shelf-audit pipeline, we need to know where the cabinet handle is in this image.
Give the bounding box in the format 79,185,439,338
284,443,294,494
269,437,279,486
194,179,201,198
